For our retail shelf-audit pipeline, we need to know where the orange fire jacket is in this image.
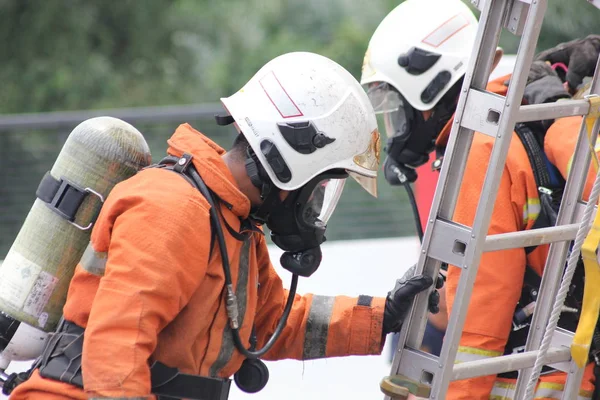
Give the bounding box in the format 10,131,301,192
11,124,386,399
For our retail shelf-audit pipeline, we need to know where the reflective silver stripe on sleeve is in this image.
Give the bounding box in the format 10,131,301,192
80,242,107,276
302,295,335,360
209,238,251,377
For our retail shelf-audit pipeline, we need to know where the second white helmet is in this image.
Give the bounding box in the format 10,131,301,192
361,0,478,112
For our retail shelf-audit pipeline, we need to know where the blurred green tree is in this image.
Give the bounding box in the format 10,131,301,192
1,0,598,113
1,0,599,256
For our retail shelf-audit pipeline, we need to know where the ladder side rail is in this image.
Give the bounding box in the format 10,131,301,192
386,0,509,388
386,0,510,384
429,1,548,398
513,53,600,398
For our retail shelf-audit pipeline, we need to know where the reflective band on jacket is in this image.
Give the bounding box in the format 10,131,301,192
80,242,107,276
209,238,251,377
455,345,501,363
303,295,335,360
523,198,541,225
490,380,592,400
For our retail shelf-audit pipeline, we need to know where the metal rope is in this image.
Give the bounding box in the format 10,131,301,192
523,147,600,398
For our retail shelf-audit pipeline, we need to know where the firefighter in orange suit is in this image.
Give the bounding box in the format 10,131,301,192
361,0,600,398
9,51,440,400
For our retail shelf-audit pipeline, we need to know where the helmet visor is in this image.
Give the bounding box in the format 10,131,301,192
366,82,403,114
383,107,410,139
301,178,346,228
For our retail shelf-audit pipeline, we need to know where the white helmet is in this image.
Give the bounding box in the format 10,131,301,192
221,52,380,200
361,0,478,112
360,0,478,180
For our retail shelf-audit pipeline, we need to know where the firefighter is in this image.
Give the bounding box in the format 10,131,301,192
361,0,600,398
8,51,440,400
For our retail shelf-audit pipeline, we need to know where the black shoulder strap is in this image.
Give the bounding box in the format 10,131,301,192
514,123,552,190
151,154,218,260
514,123,566,256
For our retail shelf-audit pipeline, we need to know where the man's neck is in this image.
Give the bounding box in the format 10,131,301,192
222,151,262,206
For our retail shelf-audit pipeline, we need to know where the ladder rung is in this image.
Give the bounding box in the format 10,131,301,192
428,219,472,268
484,224,579,252
451,347,571,381
460,89,506,138
517,100,592,123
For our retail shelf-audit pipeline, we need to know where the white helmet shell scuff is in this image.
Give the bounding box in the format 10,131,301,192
221,51,380,197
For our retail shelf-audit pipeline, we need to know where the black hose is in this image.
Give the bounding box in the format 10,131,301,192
232,274,298,358
188,165,297,359
403,182,424,243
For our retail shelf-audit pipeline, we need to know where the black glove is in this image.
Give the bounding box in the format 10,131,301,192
383,156,418,185
523,60,571,106
382,265,443,335
535,34,600,93
521,60,572,133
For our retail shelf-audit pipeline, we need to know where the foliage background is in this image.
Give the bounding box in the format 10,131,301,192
1,0,599,256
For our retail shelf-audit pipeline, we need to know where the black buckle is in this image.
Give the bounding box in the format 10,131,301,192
173,153,194,174
36,172,104,231
150,361,231,400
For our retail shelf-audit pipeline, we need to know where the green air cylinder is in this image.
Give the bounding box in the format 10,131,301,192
0,116,151,367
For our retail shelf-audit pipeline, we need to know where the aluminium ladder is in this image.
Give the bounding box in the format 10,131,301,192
381,1,600,399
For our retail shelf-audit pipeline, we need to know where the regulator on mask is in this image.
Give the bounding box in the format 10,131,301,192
266,171,347,277
366,81,459,184
245,144,347,277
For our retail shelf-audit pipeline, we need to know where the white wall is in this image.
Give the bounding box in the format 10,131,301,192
1,236,420,399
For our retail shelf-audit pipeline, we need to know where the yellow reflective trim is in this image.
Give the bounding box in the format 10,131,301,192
457,345,502,357
489,379,591,400
491,381,516,400
537,382,563,391
455,345,502,363
494,381,517,389
523,197,541,224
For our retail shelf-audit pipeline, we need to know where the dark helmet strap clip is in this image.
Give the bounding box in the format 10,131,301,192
244,146,282,224
215,114,235,126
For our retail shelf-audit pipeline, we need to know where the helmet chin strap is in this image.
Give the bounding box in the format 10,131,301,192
244,146,282,224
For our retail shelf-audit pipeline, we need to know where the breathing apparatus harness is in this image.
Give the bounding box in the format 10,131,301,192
7,127,338,399
161,145,332,395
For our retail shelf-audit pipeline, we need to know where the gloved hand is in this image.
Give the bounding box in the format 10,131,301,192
383,156,418,185
523,60,571,106
520,60,572,133
535,34,600,93
383,265,443,335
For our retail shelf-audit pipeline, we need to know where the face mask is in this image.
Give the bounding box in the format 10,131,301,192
383,103,452,170
366,81,460,182
265,171,347,277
